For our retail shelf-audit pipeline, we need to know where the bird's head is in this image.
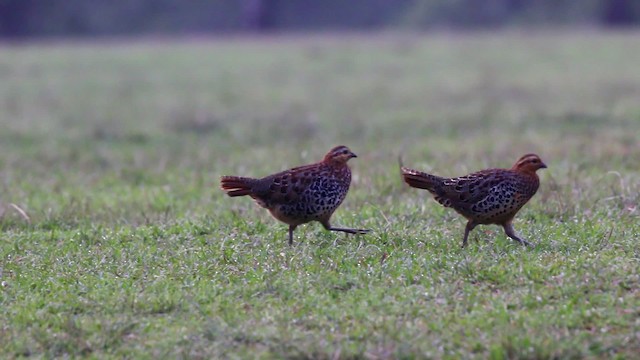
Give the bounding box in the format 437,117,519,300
512,153,547,173
323,145,357,165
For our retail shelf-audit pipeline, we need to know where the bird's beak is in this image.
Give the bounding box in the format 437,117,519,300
350,152,358,158
540,162,547,169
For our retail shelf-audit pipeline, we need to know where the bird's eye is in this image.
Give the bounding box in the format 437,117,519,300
342,150,349,154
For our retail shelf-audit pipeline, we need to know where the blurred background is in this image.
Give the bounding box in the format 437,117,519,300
1,0,639,225
1,0,639,39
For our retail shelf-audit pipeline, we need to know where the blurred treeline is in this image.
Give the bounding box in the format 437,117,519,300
1,0,638,38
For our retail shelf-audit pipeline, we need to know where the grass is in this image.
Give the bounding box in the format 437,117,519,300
1,31,639,358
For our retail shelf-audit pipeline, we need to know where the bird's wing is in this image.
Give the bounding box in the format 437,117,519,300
436,169,508,209
467,175,522,216
250,163,320,205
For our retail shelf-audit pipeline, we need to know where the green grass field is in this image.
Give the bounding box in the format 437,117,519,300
1,31,639,358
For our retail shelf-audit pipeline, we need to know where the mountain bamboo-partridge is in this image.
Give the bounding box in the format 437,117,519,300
220,145,370,245
400,154,547,247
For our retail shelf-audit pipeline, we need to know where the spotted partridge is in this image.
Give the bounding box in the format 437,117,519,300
220,145,370,245
400,154,547,247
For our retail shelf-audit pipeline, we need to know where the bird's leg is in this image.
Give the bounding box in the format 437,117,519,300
321,221,370,235
328,227,370,235
462,221,477,248
502,222,533,247
288,225,297,246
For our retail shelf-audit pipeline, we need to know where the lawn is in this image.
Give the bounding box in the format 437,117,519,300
0,31,639,358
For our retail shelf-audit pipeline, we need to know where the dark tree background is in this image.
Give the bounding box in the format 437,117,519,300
0,0,638,38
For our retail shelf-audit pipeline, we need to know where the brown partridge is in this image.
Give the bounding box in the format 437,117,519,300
220,145,370,245
400,154,547,247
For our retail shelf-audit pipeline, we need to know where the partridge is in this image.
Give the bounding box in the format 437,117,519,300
220,145,370,245
400,154,547,247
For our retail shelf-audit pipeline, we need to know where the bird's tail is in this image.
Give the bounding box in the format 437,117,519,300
220,176,256,197
400,167,441,192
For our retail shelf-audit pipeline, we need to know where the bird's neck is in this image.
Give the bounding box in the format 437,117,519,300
512,167,539,181
325,160,349,168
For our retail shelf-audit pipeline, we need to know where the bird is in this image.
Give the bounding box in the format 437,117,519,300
220,145,370,245
400,154,547,247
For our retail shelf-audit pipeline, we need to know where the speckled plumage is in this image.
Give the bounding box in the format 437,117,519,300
221,145,370,245
401,154,547,247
